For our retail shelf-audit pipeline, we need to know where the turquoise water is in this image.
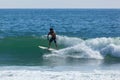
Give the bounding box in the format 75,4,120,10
0,9,120,68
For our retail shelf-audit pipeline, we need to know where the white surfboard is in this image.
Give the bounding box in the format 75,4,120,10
38,46,56,51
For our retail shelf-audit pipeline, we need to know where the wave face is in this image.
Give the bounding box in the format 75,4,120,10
0,35,120,66
0,36,120,59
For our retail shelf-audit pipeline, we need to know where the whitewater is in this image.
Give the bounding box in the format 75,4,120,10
44,35,120,59
0,69,120,80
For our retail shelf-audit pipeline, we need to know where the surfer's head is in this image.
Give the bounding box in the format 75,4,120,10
50,28,53,31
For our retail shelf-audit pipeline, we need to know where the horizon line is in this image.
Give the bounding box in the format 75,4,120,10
0,7,120,9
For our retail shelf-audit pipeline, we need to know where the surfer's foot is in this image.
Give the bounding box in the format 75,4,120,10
48,47,50,49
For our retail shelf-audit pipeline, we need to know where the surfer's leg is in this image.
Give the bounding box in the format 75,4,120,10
54,39,58,49
48,38,53,48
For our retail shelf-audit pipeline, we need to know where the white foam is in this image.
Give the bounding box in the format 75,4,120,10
0,69,120,80
43,35,120,59
101,44,120,57
50,43,103,59
57,35,83,46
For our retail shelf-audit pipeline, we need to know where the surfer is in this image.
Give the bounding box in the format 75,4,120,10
47,28,57,49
